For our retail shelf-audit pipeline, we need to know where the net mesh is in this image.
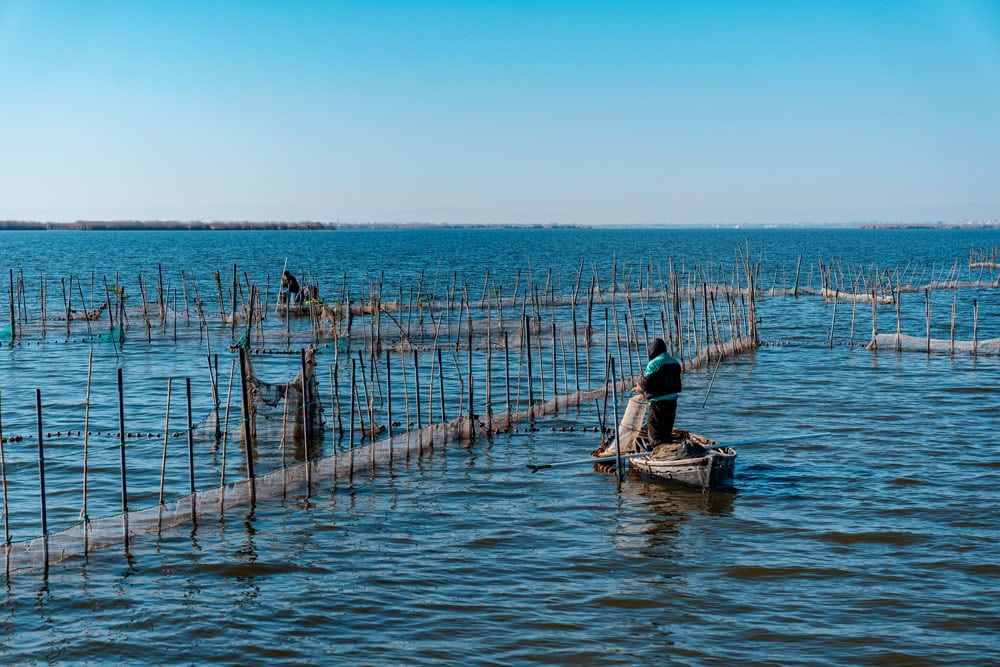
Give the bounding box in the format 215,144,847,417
1,336,760,573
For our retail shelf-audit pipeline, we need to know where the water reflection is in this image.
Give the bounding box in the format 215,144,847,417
613,474,736,555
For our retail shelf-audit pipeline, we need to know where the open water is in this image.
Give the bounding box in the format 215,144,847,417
0,227,998,666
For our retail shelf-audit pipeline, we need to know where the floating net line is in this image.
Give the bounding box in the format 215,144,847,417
867,334,1000,356
1,336,760,574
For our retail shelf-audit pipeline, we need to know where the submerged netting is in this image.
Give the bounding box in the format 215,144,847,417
243,346,325,444
867,334,1000,355
1,336,760,573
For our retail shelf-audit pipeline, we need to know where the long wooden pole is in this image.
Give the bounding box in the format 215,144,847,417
413,349,422,430
238,347,256,503
117,369,129,546
8,270,15,344
301,349,313,488
35,390,49,568
610,357,623,482
82,348,93,524
386,349,393,467
349,358,357,481
186,378,196,524
0,391,8,547
157,378,172,531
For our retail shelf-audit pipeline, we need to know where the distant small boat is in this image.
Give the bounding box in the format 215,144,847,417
591,395,736,490
275,300,325,317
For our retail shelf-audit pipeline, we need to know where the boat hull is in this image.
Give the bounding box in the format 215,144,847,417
628,447,737,490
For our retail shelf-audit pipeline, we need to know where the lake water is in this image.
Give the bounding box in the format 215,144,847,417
0,227,998,666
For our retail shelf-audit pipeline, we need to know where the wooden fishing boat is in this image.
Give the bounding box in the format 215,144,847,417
593,429,736,490
591,395,736,490
628,437,736,490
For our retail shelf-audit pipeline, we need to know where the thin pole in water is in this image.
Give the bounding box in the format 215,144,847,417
82,348,93,526
237,348,256,504
117,369,129,547
349,358,356,482
386,349,393,467
300,349,312,488
610,357,622,483
157,378,172,532
437,347,446,424
0,391,8,549
36,389,49,568
413,349,422,430
186,377,196,525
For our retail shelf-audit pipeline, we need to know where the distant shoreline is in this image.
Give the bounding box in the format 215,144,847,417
0,220,997,231
0,220,589,231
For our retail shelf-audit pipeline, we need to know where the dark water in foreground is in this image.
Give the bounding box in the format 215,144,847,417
0,227,998,666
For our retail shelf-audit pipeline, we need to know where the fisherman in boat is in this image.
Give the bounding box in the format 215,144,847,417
635,337,680,444
279,270,300,305
635,338,706,460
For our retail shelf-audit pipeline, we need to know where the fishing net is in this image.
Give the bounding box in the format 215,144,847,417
1,336,762,574
243,347,325,444
1,414,473,573
868,333,999,355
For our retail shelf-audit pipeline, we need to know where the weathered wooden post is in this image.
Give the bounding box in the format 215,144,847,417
467,325,475,443
973,299,979,356
829,296,838,349
36,389,49,567
950,295,957,355
237,348,256,503
300,349,313,487
871,287,879,352
208,354,221,442
413,350,422,430
82,349,93,526
524,313,534,408
504,330,511,418
117,369,129,547
8,270,15,344
386,349,393,466
349,358,357,481
609,357,623,483
925,289,931,355
158,378,172,530
0,391,9,548
186,378,196,524
437,347,446,424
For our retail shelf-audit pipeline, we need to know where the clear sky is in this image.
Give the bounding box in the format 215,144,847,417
1,0,998,226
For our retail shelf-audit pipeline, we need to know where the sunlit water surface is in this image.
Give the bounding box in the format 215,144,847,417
0,228,997,666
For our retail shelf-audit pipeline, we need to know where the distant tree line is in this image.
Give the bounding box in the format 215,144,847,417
0,220,589,231
0,220,337,231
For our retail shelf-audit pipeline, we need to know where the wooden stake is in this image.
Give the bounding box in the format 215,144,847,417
82,348,93,525
186,378,196,523
237,347,256,503
117,369,129,546
219,360,236,514
157,378,172,530
0,390,8,547
36,389,49,568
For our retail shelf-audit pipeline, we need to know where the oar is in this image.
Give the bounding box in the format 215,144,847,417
525,432,831,473
527,450,653,473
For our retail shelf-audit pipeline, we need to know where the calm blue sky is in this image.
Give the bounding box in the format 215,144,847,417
1,0,998,225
